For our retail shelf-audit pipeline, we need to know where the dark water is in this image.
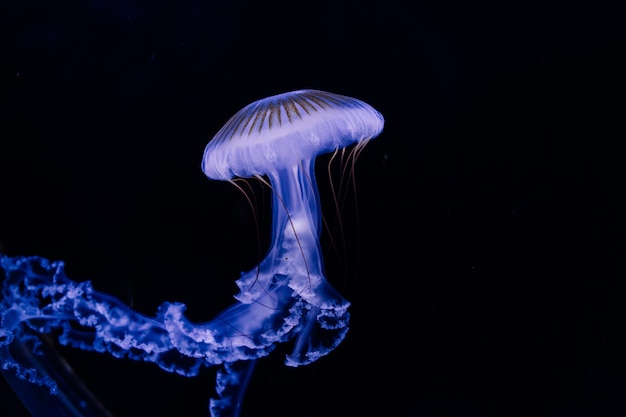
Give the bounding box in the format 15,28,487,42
1,1,622,416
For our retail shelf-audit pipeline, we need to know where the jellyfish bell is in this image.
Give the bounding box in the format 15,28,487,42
202,89,384,181
201,90,384,355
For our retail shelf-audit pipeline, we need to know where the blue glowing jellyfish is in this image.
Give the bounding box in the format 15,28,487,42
0,90,384,416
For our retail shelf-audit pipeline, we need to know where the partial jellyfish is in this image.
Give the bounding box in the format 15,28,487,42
0,90,384,417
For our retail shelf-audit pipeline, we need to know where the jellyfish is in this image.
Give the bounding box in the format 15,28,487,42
0,90,384,417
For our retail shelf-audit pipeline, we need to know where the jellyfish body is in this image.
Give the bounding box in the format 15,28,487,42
0,90,384,417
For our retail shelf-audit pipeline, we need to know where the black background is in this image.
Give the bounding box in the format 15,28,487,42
0,1,623,416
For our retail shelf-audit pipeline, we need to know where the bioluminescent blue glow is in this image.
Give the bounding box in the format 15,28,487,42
0,90,384,417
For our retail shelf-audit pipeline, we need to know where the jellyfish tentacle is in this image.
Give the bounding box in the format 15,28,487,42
209,360,256,417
